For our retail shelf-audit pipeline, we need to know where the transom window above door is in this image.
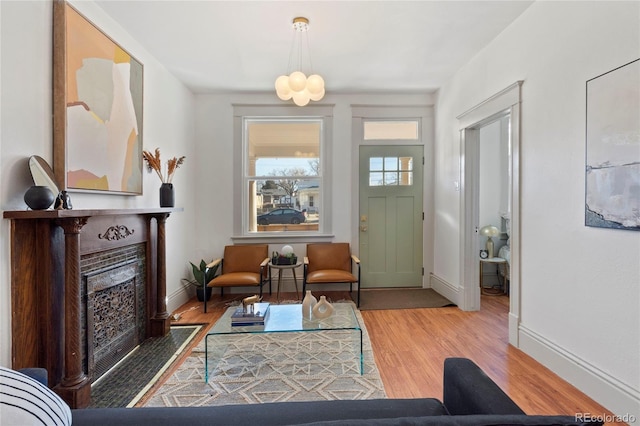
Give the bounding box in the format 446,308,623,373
363,120,419,140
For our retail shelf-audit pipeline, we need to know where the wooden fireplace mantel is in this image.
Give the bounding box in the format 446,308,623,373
3,207,181,220
3,207,182,408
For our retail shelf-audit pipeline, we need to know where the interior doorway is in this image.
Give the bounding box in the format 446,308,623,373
478,116,510,293
458,81,522,346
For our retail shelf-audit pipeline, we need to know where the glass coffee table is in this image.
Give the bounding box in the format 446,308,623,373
204,303,363,382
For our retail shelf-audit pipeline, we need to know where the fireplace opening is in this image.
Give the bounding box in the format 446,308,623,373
82,244,146,382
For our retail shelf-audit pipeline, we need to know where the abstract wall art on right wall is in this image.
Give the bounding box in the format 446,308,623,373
585,58,640,231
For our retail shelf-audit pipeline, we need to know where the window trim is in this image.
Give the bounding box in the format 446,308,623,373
232,104,334,242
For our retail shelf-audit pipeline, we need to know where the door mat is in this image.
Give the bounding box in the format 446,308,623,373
89,325,201,408
358,288,455,310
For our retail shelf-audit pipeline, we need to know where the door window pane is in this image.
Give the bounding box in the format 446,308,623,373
369,157,383,171
384,172,398,185
384,157,397,170
399,157,413,171
369,156,414,187
369,172,384,186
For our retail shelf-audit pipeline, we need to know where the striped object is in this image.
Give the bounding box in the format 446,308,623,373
0,367,71,426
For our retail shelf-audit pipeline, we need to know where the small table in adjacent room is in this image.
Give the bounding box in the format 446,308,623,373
479,257,508,295
269,261,302,302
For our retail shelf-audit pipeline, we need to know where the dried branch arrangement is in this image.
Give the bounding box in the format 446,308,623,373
142,148,186,183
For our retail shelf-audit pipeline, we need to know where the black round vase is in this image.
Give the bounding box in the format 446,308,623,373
159,183,174,207
24,185,55,210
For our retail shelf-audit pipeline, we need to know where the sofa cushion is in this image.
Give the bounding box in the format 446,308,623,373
443,358,525,415
0,366,72,426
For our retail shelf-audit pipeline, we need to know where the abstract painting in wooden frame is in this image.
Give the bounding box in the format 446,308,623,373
53,0,143,195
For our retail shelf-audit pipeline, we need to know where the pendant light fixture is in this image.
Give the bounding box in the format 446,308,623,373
275,17,325,106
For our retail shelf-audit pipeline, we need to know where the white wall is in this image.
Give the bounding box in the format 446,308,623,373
193,92,434,267
0,0,198,366
435,1,639,418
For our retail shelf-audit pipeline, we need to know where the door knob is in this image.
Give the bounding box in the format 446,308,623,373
360,225,367,232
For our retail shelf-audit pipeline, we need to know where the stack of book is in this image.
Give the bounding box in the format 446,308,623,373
231,302,270,326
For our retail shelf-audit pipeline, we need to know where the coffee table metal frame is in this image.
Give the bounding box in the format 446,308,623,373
204,303,363,382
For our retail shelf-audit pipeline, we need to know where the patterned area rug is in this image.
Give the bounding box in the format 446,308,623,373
143,308,386,407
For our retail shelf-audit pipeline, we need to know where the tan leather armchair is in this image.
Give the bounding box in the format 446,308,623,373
303,243,361,307
206,245,271,312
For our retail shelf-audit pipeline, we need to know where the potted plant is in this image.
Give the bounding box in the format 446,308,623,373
271,251,298,265
182,259,219,302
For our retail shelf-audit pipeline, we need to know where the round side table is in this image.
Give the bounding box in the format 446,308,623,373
269,262,302,302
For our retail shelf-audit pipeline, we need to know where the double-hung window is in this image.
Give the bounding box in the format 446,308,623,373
243,118,324,234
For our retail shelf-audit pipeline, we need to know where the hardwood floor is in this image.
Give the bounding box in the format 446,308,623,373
165,290,619,423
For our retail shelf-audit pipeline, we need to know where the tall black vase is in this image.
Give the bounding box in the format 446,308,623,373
159,183,174,207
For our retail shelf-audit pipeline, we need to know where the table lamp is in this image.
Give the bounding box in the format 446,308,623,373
479,225,500,258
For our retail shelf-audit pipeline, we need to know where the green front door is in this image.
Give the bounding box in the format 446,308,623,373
359,145,424,288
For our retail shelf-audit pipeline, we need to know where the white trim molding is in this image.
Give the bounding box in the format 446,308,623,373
520,325,640,420
429,273,460,306
457,81,523,348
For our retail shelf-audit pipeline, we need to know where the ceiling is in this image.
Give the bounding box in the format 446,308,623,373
94,1,534,94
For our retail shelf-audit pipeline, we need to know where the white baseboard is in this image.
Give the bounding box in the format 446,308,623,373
519,325,640,421
167,286,193,315
429,273,460,306
508,312,519,347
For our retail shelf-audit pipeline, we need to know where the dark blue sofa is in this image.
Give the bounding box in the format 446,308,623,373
19,358,601,426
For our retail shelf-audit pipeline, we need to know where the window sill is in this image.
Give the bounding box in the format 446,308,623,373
231,233,335,244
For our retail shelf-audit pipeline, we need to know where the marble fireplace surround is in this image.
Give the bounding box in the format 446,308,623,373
3,208,181,409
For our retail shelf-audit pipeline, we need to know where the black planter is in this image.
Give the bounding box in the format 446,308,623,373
24,185,55,210
196,286,212,302
272,256,298,265
160,183,174,207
